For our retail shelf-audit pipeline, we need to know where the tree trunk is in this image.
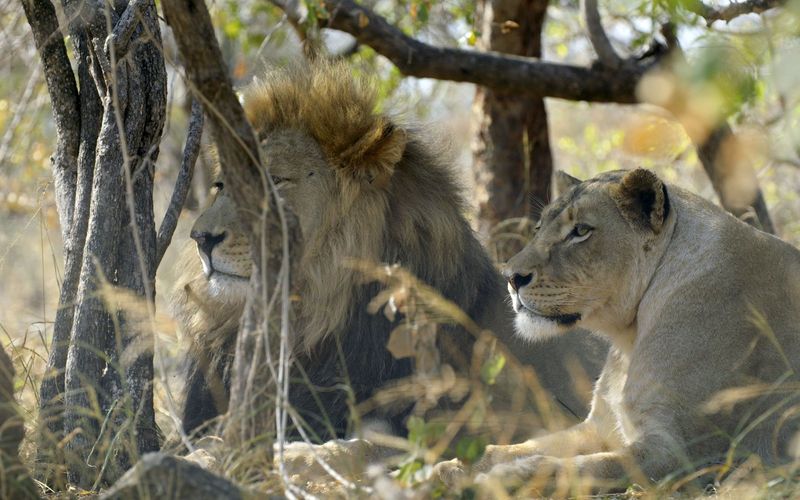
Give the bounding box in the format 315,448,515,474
161,0,284,463
697,118,775,233
472,0,552,238
24,0,170,489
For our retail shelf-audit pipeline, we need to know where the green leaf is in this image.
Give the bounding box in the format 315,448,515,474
397,458,423,485
480,353,506,385
223,18,243,39
454,436,487,465
407,416,446,447
407,415,425,444
418,2,429,24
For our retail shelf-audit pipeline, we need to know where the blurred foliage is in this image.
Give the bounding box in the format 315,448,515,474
454,435,487,465
480,352,506,386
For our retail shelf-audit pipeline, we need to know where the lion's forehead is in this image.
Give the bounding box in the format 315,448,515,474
262,129,328,172
542,173,623,226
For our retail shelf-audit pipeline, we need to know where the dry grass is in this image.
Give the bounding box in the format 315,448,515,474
2,177,800,498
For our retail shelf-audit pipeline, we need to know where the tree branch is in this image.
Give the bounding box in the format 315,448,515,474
163,0,290,465
317,0,644,103
162,0,266,230
21,0,80,239
696,123,775,233
582,0,622,68
267,0,321,57
107,0,148,58
156,99,204,266
689,0,786,24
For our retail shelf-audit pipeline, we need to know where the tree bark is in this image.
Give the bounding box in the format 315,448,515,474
25,0,168,489
472,0,552,237
161,0,285,459
697,123,775,233
318,0,645,102
21,2,93,470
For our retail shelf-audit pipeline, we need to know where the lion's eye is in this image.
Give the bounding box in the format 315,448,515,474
270,175,287,185
212,181,224,191
568,223,593,242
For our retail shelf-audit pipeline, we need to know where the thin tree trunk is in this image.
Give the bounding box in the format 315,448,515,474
161,0,282,460
698,121,775,233
25,0,167,489
22,3,93,476
473,0,552,238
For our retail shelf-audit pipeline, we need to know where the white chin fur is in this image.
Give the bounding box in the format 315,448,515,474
514,312,564,342
207,274,249,304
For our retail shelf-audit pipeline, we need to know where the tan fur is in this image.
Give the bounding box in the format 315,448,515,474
178,61,474,352
170,62,491,428
245,62,406,189
436,168,800,494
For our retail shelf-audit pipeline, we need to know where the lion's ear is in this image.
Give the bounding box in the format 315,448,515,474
554,171,582,197
338,119,407,188
611,168,670,234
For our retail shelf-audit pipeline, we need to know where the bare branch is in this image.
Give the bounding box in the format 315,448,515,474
156,99,204,267
21,0,80,238
689,0,786,24
696,123,775,233
37,30,102,463
315,0,644,103
107,0,148,58
581,0,622,68
268,0,320,57
162,0,266,230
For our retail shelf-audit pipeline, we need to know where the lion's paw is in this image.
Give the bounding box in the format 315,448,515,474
432,458,468,487
474,455,561,494
275,439,374,482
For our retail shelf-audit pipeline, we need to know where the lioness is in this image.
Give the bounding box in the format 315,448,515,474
172,61,605,441
435,168,800,494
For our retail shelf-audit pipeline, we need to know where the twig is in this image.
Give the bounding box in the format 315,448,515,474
268,0,320,58
0,65,40,167
162,0,266,228
581,0,622,68
106,0,147,58
156,98,204,267
269,0,359,60
20,0,80,236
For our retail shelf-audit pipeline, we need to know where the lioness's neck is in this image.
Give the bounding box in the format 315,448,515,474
586,194,679,354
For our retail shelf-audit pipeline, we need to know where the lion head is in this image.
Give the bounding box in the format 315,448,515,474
505,168,672,344
241,62,482,352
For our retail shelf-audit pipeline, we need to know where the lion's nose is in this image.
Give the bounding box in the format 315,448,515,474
508,272,533,292
191,230,227,257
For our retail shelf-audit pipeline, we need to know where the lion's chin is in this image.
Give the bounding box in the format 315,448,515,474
514,310,575,342
206,272,250,304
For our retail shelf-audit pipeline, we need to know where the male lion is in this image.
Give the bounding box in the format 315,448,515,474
435,168,800,494
172,62,604,442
